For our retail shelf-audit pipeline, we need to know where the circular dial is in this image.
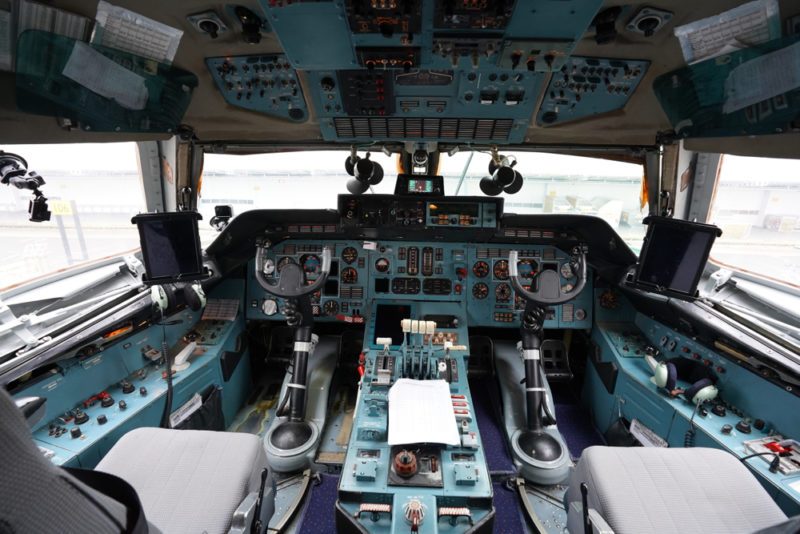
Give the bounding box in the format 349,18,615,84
341,267,358,284
323,300,339,317
341,247,358,264
261,298,278,316
561,262,575,279
276,256,295,272
374,257,390,273
300,254,320,274
517,259,536,279
493,260,509,280
562,283,575,293
472,260,489,278
495,282,511,301
472,282,489,299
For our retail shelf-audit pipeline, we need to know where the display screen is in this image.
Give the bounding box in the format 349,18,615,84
132,211,205,284
408,179,433,193
373,304,411,346
394,174,444,196
634,217,721,300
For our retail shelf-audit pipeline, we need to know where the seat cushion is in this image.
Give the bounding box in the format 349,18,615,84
97,427,267,534
566,446,787,534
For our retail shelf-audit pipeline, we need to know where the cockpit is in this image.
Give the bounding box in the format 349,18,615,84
1,1,800,533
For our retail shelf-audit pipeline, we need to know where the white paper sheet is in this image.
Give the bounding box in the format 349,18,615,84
673,0,779,64
387,378,459,445
62,41,148,110
723,41,800,114
93,1,183,64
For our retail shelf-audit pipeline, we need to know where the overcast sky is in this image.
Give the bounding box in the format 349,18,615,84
4,142,800,183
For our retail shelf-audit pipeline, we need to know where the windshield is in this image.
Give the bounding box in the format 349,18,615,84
199,149,647,248
0,143,144,290
708,155,800,288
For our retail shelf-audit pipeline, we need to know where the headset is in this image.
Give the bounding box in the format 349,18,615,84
646,355,718,404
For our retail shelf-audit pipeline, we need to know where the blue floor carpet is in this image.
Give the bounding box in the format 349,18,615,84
493,481,527,533
297,473,338,534
469,377,517,475
551,385,604,460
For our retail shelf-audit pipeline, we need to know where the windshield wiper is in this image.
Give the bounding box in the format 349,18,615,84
708,299,800,355
0,286,139,352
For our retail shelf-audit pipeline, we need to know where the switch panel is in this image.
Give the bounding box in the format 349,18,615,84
537,57,649,126
206,54,308,121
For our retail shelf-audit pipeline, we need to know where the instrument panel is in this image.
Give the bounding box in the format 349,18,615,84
246,240,592,329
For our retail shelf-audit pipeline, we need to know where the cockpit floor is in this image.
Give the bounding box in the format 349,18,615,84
226,359,598,532
551,384,605,459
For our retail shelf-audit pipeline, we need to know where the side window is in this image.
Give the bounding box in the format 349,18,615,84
708,155,800,287
0,143,144,289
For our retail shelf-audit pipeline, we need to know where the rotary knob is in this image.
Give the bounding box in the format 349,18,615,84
735,420,752,434
394,450,417,477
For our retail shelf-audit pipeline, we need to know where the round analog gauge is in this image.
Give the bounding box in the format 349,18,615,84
517,259,536,279
323,300,339,317
562,283,575,293
341,267,358,284
300,254,320,274
277,256,295,272
375,257,390,273
472,260,489,278
495,282,511,301
472,282,489,299
341,247,358,264
561,262,575,279
261,298,278,316
493,260,509,280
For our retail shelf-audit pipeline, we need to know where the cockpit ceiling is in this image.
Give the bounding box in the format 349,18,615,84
2,0,800,156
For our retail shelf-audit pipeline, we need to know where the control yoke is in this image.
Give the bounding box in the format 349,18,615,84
255,245,332,298
508,248,587,305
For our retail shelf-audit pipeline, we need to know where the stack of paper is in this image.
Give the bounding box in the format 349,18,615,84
387,378,459,445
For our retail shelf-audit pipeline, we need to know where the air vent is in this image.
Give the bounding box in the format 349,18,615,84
333,117,514,141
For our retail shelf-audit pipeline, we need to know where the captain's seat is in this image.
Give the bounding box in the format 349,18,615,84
0,388,274,534
566,446,789,534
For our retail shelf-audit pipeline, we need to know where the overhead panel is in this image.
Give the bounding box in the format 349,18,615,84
240,0,608,143
537,57,649,126
206,54,308,121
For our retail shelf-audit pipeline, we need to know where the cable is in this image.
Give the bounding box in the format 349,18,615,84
684,400,704,447
521,304,546,334
740,452,781,473
159,308,174,428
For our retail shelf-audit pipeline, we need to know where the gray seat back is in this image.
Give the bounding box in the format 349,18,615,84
0,387,134,534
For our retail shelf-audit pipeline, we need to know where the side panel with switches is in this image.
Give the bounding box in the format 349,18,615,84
584,314,800,515
14,287,248,468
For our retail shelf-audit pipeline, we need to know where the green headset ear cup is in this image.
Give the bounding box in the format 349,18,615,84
686,380,718,404
654,362,669,388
